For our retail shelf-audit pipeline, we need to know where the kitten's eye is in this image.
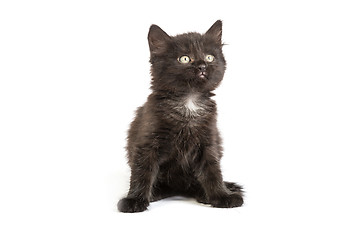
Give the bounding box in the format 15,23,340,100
205,55,215,62
178,55,191,64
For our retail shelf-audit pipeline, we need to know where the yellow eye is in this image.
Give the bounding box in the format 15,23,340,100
178,55,191,64
205,55,215,62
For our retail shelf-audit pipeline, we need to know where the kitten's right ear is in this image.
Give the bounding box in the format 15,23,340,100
148,25,171,55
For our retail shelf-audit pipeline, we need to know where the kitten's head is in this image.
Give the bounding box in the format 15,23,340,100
148,20,226,93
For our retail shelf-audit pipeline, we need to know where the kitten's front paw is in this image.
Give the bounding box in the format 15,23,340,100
210,192,244,208
117,197,149,213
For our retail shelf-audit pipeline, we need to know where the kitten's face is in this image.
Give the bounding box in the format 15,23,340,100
148,21,226,93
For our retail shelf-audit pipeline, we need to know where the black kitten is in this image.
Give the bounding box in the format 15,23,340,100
118,20,243,213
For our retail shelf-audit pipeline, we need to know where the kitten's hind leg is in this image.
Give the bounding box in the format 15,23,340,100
194,182,243,205
224,181,243,193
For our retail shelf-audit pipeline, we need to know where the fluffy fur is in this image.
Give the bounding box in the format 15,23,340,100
118,20,243,213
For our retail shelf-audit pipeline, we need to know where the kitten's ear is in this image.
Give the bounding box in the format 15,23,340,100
205,20,222,45
148,24,171,55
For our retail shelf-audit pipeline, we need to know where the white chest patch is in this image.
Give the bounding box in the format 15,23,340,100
183,94,203,116
185,96,201,112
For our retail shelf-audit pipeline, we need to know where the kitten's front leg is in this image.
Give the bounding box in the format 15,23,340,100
118,149,159,213
198,147,243,208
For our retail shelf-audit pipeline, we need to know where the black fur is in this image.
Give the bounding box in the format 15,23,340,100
118,20,243,213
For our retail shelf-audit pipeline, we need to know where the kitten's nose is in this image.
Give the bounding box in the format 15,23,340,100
198,64,206,72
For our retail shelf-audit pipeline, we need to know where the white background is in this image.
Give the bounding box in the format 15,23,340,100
1,0,359,239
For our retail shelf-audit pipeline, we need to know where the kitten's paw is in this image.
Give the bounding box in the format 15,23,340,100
117,197,149,213
224,181,243,192
210,192,244,208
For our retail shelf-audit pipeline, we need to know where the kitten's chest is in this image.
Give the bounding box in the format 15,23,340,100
181,95,203,117
158,93,215,158
171,94,213,119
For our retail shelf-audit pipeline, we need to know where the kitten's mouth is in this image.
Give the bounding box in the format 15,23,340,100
197,72,208,79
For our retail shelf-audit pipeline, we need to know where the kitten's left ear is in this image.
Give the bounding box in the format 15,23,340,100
205,20,222,45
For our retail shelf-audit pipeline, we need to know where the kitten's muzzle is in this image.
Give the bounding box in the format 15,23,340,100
197,71,208,79
197,64,208,79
